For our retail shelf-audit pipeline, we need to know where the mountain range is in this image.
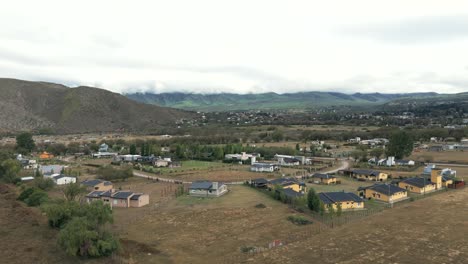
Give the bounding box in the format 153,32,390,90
0,78,194,134
125,91,441,111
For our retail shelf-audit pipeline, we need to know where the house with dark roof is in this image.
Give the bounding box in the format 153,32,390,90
189,181,228,197
398,178,436,194
281,188,304,199
351,169,388,181
251,178,268,188
268,178,307,193
85,190,149,208
311,173,337,185
319,192,364,211
81,179,113,191
358,184,408,203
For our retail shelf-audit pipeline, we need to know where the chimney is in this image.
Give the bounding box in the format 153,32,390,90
431,169,442,189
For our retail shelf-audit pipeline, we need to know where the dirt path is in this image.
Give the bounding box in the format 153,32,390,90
321,159,350,174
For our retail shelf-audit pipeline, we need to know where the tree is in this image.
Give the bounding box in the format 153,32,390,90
295,143,300,152
386,131,414,159
0,159,21,183
336,203,342,217
34,177,55,191
63,182,86,202
16,132,35,154
328,204,336,218
370,148,384,159
272,130,284,142
307,188,321,212
350,150,365,162
18,187,48,206
129,144,137,155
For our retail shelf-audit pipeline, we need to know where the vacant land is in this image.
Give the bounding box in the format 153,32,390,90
410,150,468,163
248,188,468,264
113,185,316,264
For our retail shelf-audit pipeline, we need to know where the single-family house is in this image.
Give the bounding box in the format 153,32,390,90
189,181,228,197
251,178,268,188
395,159,415,166
98,143,109,152
268,178,307,193
311,173,337,185
281,157,301,166
351,169,388,181
250,163,278,172
398,178,436,194
429,145,443,152
81,179,113,191
358,184,408,203
40,165,65,177
319,192,364,211
154,159,169,167
52,175,77,185
39,151,54,159
85,190,149,208
281,188,304,199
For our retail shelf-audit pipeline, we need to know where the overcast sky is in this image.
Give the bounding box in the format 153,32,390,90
1,0,468,94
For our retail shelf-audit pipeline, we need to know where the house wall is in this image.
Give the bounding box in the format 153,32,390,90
398,182,436,194
56,177,76,185
189,186,228,197
130,194,150,207
283,183,301,192
322,178,337,185
365,189,407,202
93,183,113,191
328,200,364,211
112,198,130,208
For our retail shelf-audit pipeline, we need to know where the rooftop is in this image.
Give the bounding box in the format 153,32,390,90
319,192,363,204
401,178,434,188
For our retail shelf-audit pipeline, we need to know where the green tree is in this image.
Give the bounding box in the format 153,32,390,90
16,132,35,154
63,182,86,202
307,188,321,212
386,131,414,159
272,130,284,142
129,144,137,155
336,203,342,217
0,159,21,183
25,190,48,206
295,143,300,152
34,177,55,191
328,204,336,218
370,148,384,159
213,147,224,160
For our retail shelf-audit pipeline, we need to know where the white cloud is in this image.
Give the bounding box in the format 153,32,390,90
1,0,468,94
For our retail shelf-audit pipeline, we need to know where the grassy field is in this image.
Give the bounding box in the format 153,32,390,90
410,150,468,163
113,184,315,263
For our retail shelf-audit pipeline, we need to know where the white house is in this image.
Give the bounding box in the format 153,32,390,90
52,175,77,185
250,163,278,172
189,181,228,197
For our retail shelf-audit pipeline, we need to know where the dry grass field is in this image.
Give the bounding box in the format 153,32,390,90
410,150,468,163
112,184,315,264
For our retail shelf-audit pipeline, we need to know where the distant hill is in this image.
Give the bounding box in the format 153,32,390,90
0,78,194,133
125,91,440,111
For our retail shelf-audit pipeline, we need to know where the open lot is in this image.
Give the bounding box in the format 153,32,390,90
410,150,468,163
112,184,316,264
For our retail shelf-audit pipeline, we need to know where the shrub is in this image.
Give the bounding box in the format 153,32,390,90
34,177,55,191
287,215,312,225
240,246,256,253
254,203,266,208
24,189,48,206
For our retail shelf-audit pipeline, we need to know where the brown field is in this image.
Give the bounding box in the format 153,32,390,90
248,188,468,264
112,184,315,264
410,150,468,163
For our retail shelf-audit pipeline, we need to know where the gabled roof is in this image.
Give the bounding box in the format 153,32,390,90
81,179,112,187
112,191,135,199
283,157,300,163
363,184,407,196
352,169,380,176
319,192,363,204
269,178,298,185
252,163,274,168
86,191,105,198
130,194,143,200
401,178,434,188
252,178,268,184
52,174,75,180
282,188,304,198
190,181,216,190
312,173,336,179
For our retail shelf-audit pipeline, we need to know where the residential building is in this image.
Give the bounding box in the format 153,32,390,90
40,165,65,177
268,178,307,193
189,181,228,197
281,188,304,199
52,175,77,185
358,184,408,203
85,190,149,208
224,152,260,162
275,154,304,166
319,192,364,211
81,179,113,191
250,163,278,172
311,173,337,185
39,151,54,159
398,178,436,194
251,178,268,188
351,169,388,181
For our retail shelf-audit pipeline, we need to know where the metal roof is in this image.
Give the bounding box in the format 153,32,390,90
312,173,335,179
319,192,363,204
112,191,135,199
352,169,380,176
190,181,213,190
282,188,304,198
367,184,407,196
401,178,434,188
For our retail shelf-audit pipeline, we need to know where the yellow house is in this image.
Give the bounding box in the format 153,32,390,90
268,178,307,193
319,192,364,211
398,178,436,194
359,184,408,203
311,173,337,185
352,169,388,181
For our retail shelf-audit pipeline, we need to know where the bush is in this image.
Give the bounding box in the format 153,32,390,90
240,246,256,253
287,215,312,225
254,203,266,208
24,189,48,206
34,177,55,191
